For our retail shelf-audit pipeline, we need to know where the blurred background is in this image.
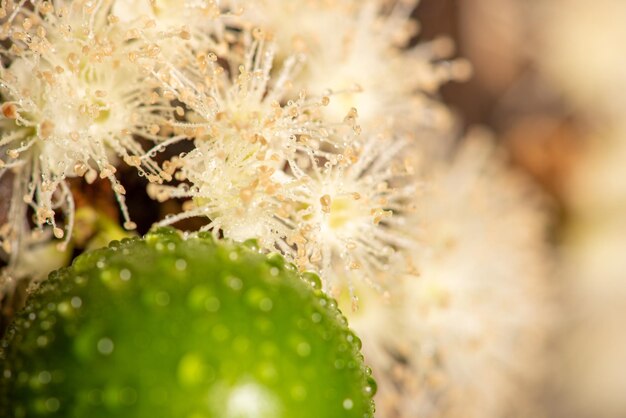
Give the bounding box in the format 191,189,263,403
415,1,626,417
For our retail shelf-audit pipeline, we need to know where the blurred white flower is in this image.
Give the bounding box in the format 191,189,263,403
231,0,470,133
535,0,626,123
557,130,626,418
344,134,551,418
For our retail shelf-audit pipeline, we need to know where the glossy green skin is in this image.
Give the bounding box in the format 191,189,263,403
0,228,375,418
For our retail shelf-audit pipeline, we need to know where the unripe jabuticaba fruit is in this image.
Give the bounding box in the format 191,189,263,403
0,228,376,418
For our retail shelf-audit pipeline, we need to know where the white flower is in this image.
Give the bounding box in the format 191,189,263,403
0,0,175,258
345,135,551,418
557,130,626,417
150,29,355,254
291,133,416,294
536,0,626,122
231,0,470,132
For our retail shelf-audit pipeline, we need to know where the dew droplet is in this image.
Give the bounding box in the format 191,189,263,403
38,371,51,384
342,398,353,410
175,259,187,271
119,269,131,281
296,342,311,357
155,291,170,306
259,297,273,312
302,272,322,290
205,297,220,312
36,336,48,347
71,297,82,308
227,276,243,291
45,397,60,412
364,376,377,396
97,338,114,355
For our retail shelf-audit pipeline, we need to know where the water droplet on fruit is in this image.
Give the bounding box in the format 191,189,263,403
71,297,82,308
364,376,377,396
259,297,273,312
342,398,354,410
175,259,187,271
346,331,362,349
296,341,311,357
302,272,322,290
119,269,131,281
205,297,220,312
36,336,48,347
38,371,51,384
97,338,114,355
227,276,243,291
155,291,170,306
45,397,60,412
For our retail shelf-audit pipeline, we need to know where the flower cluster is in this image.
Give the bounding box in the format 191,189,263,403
0,0,177,259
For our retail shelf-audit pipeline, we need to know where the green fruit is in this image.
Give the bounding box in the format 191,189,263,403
0,228,376,418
